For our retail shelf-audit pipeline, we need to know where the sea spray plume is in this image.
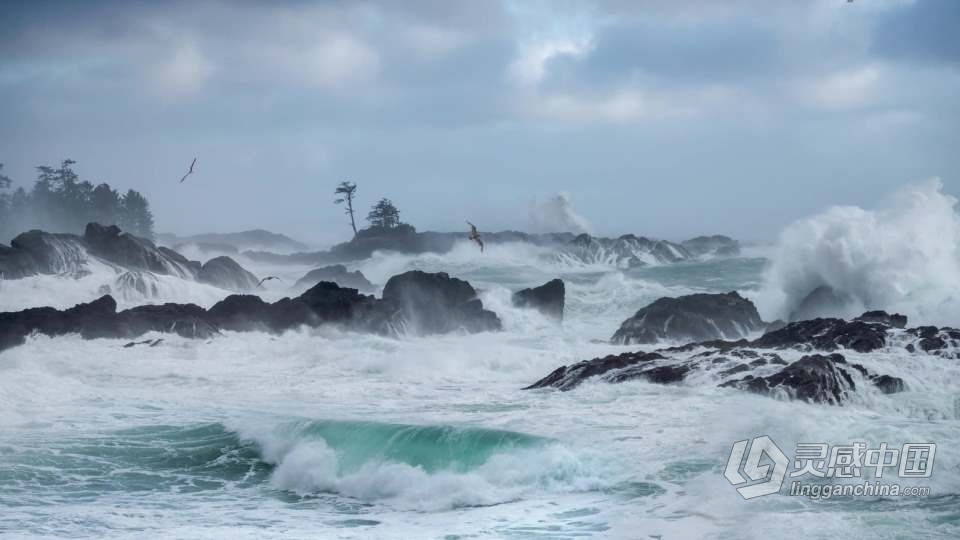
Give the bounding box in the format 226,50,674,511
757,178,960,325
530,193,592,234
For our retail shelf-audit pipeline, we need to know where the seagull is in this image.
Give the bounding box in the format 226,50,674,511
467,221,484,253
258,276,280,287
179,157,197,183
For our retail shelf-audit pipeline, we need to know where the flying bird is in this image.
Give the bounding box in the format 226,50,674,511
258,276,280,287
179,157,197,183
467,221,484,253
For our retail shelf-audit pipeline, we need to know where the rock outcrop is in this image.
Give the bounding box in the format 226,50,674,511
367,271,501,335
512,279,565,320
197,256,261,292
528,309,922,404
294,265,375,292
0,223,263,294
680,235,740,258
611,291,765,345
0,271,501,353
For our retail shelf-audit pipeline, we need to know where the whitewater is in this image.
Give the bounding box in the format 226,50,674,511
2,182,960,539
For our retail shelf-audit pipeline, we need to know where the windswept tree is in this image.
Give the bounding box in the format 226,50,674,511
366,198,401,229
334,181,359,236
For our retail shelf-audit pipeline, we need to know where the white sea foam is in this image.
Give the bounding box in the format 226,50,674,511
755,178,960,326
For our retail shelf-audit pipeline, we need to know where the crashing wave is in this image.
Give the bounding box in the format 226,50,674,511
756,178,960,325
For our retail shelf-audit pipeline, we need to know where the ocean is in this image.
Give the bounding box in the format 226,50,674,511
1,238,958,539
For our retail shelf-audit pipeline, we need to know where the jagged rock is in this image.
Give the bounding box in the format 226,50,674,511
83,223,194,278
681,235,740,258
721,354,856,405
294,265,374,292
0,271,501,353
116,303,219,339
871,374,905,394
0,223,204,280
611,291,764,345
0,230,88,278
765,319,787,333
370,271,501,335
197,256,260,291
855,310,907,329
512,279,565,320
561,233,690,269
524,351,667,391
753,318,887,353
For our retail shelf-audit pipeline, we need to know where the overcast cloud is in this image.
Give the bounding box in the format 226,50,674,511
1,0,958,245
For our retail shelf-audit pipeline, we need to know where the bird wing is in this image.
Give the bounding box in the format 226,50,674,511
179,172,189,183
189,157,197,173
478,238,484,253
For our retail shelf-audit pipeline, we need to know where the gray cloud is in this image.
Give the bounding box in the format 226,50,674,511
0,0,957,244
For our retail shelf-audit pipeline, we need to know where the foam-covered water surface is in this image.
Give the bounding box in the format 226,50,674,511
1,234,959,538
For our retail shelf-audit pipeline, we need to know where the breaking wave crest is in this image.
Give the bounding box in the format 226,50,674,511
234,419,608,511
756,178,960,326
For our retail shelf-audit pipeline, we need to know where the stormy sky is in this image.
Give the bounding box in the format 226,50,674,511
1,0,958,245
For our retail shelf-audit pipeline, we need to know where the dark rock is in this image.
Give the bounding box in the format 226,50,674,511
722,353,855,404
1,230,88,278
789,286,852,322
0,271,501,354
524,351,666,391
512,279,565,320
294,264,374,292
910,326,939,339
753,318,887,353
116,303,218,339
855,310,907,329
871,374,905,394
765,319,787,333
197,256,260,291
611,292,764,345
919,337,946,352
681,235,740,258
562,233,691,268
371,271,501,335
607,363,691,385
721,363,751,376
83,223,194,278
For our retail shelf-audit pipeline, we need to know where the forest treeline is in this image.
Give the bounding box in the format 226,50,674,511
0,160,154,242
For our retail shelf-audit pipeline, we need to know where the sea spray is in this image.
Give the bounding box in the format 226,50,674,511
756,178,960,326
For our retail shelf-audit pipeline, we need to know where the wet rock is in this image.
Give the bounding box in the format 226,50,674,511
721,353,855,405
611,292,764,345
752,318,887,353
512,279,565,321
524,351,667,391
197,256,260,292
871,374,905,394
294,264,375,292
370,271,501,335
0,271,501,354
680,235,740,258
855,310,907,329
788,286,852,321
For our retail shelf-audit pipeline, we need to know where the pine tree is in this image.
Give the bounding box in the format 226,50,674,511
366,198,401,229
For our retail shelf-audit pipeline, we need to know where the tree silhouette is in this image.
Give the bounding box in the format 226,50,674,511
0,160,156,241
334,181,359,236
366,198,401,229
